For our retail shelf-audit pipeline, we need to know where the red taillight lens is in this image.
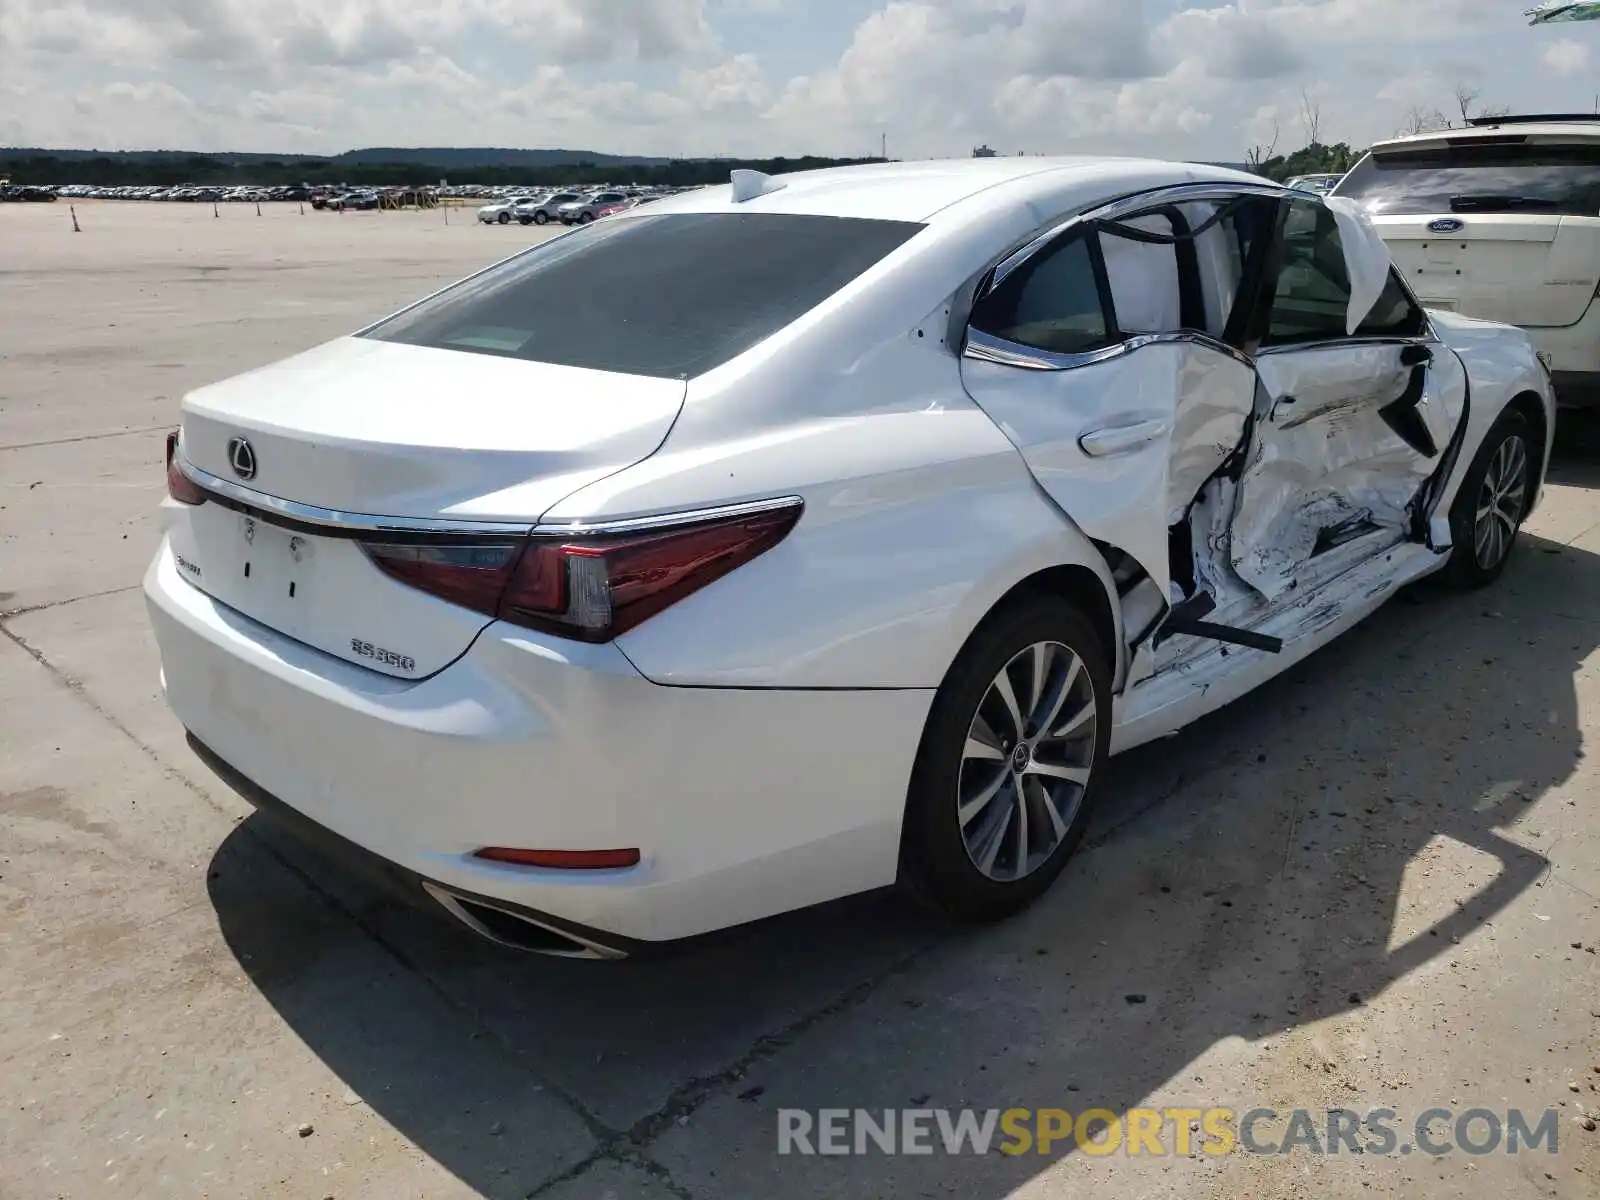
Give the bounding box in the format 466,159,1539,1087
361,541,523,616
474,847,641,870
165,431,207,505
499,504,802,641
359,502,801,642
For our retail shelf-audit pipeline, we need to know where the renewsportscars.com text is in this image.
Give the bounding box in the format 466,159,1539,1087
777,1107,1561,1158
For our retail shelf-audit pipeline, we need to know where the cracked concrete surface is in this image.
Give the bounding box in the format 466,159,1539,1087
2,202,1598,1199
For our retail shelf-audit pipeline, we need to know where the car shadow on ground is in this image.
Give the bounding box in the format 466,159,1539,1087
207,428,1600,1199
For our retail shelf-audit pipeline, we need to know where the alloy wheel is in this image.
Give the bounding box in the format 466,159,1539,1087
1474,433,1528,571
958,641,1098,883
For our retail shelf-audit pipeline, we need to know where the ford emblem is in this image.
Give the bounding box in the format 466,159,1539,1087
1428,218,1465,234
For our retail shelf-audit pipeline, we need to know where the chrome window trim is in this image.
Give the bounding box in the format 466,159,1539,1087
963,328,1130,372
986,180,1289,295
178,454,802,540
1254,334,1438,358
532,495,804,536
964,327,1256,373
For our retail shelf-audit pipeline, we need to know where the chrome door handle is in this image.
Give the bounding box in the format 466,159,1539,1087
1078,419,1169,458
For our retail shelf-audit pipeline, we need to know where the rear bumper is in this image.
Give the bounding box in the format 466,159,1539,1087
188,733,641,958
1551,371,1600,409
144,539,930,945
1525,296,1600,396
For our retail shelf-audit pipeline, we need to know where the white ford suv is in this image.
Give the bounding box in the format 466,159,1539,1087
1335,114,1600,406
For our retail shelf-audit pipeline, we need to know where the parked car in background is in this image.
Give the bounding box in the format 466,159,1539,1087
477,196,533,224
1335,113,1600,406
329,191,379,212
149,158,1553,958
1285,173,1344,195
511,195,554,224
517,192,586,225
558,191,629,224
592,198,640,219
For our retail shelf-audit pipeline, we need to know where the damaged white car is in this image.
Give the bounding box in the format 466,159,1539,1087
148,159,1554,956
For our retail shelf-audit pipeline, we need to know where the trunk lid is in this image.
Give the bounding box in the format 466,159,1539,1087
172,337,686,677
1373,214,1600,327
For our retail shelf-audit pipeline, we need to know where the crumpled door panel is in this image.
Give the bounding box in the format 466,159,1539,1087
1229,342,1467,600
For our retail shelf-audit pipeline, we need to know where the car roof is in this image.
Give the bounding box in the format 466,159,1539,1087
637,156,1271,224
1369,119,1600,153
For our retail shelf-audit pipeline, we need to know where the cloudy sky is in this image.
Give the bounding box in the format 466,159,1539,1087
0,0,1596,161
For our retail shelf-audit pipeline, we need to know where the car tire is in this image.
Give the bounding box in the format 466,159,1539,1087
497,211,511,224
1443,407,1533,590
533,211,549,225
898,593,1111,922
517,215,532,225
578,212,595,224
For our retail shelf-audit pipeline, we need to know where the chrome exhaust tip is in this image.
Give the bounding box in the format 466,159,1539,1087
422,883,628,960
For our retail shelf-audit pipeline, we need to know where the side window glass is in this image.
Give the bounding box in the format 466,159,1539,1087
1356,269,1428,337
1100,213,1182,335
970,233,1112,356
1264,200,1354,345
1180,200,1251,338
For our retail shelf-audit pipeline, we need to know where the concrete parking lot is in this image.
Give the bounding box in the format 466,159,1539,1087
2,200,1598,1200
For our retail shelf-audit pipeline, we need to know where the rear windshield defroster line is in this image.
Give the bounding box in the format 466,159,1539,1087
363,212,924,380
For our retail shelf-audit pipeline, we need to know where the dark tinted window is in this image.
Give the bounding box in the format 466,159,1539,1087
1356,271,1427,338
364,213,922,379
1334,142,1600,217
1265,200,1425,346
970,233,1112,355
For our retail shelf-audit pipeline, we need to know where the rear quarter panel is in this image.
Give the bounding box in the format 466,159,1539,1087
600,400,1122,690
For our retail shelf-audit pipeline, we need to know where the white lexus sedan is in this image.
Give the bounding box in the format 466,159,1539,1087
147,158,1554,958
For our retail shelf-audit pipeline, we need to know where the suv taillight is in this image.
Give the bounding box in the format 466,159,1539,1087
165,431,207,505
361,502,801,642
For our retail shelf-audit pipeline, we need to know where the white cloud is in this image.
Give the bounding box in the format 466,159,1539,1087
0,0,1575,161
1543,39,1591,76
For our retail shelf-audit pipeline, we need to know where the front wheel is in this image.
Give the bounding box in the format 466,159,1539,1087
496,211,510,224
898,595,1111,921
1444,408,1532,589
578,212,595,224
533,211,549,225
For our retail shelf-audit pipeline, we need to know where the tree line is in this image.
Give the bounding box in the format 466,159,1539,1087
0,151,883,188
1243,84,1543,182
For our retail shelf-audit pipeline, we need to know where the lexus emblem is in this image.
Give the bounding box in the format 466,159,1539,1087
1427,218,1465,234
226,437,257,481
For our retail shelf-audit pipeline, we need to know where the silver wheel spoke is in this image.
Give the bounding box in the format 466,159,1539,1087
1473,433,1527,570
1050,698,1095,740
959,767,1009,828
1031,655,1079,742
1035,776,1069,841
974,798,1010,876
1027,761,1092,785
992,670,1025,743
1010,781,1029,880
1028,642,1051,717
958,640,1098,884
963,734,1006,764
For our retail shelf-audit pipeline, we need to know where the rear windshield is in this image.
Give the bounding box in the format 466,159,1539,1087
1334,142,1600,217
364,212,923,379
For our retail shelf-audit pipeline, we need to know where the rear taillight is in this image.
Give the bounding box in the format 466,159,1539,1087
165,431,207,505
360,501,801,642
360,541,524,614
